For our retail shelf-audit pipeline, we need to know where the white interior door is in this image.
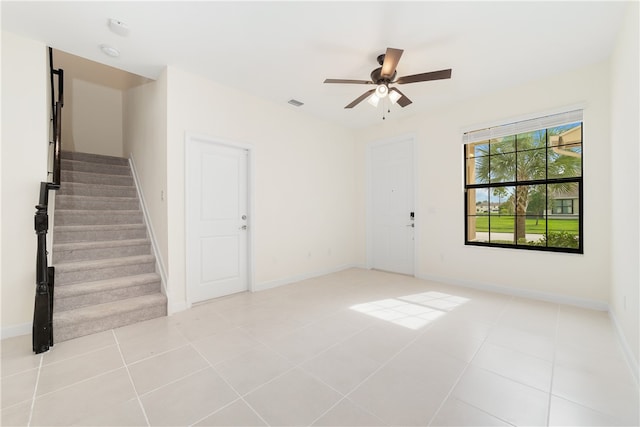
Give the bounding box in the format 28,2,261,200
187,138,249,303
369,138,415,275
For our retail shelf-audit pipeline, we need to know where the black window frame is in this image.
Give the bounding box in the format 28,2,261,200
464,121,584,254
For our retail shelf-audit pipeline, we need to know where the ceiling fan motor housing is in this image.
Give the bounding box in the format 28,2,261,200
370,67,396,84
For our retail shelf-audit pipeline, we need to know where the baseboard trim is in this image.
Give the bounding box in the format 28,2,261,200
129,155,170,309
1,322,32,340
255,264,358,292
609,309,640,385
416,273,609,311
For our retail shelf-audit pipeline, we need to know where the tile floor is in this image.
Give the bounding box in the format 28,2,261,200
1,268,638,426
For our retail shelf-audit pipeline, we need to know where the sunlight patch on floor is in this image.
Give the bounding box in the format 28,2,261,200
350,291,470,330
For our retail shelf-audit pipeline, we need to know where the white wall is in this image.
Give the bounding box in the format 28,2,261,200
123,71,169,280
610,1,639,375
67,78,123,157
355,60,612,307
1,32,49,336
165,66,358,310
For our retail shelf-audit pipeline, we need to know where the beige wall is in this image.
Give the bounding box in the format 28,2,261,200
610,1,639,374
354,60,612,307
165,66,358,310
123,72,169,281
67,78,123,157
1,32,49,336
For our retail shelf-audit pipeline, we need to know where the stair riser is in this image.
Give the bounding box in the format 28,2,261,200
61,151,129,166
54,227,147,243
61,159,131,176
55,211,143,226
58,184,137,198
53,303,167,343
61,171,134,186
54,281,161,312
56,262,156,286
56,197,140,211
53,243,151,263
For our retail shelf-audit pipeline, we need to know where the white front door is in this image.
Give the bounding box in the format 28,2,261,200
369,137,415,275
187,138,249,303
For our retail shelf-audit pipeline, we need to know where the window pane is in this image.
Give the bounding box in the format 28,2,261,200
489,152,516,183
489,186,514,215
468,215,488,242
546,217,580,249
489,215,514,244
548,142,582,179
466,156,489,185
548,123,582,179
490,135,515,154
516,129,546,150
521,183,547,245
548,182,579,215
466,141,490,159
517,148,547,181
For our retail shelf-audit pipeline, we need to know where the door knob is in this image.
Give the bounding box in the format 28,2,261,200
239,225,247,230
406,223,414,228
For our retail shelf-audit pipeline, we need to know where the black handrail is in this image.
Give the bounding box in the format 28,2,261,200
33,48,63,354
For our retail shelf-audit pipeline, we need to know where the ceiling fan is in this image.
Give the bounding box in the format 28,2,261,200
324,47,452,109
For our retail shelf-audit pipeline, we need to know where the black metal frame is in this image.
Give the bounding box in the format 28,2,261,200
33,48,63,354
463,122,584,254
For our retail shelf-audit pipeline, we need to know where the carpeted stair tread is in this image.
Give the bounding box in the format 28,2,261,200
61,151,129,166
53,224,148,243
56,254,156,274
61,170,134,186
53,294,167,342
54,273,162,312
58,182,137,198
61,159,131,176
54,209,143,226
55,273,161,298
53,238,151,263
55,195,140,210
54,238,150,251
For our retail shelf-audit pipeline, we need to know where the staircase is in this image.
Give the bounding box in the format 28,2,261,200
52,151,167,343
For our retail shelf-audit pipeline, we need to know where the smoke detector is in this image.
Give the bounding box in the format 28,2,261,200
108,18,129,36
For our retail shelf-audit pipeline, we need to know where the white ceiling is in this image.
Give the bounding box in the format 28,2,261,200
1,1,628,129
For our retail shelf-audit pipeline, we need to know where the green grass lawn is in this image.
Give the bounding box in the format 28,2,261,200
472,216,579,234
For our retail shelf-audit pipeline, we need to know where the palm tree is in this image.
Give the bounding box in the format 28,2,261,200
473,126,581,242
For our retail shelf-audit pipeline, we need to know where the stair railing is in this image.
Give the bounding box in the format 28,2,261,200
33,47,63,354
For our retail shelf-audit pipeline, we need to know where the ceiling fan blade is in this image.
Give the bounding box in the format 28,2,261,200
324,78,373,85
396,68,452,84
345,89,375,109
390,87,412,107
381,48,404,78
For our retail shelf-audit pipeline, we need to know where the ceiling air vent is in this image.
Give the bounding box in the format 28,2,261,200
288,99,304,107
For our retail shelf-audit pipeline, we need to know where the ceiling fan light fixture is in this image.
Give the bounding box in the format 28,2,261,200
375,84,388,98
389,90,402,105
367,93,380,107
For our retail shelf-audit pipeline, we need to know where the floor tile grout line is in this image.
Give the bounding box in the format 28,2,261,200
168,321,269,426
39,342,117,369
546,304,560,426
26,353,43,427
111,330,151,427
124,340,193,367
23,360,125,401
426,294,513,426
136,365,211,399
185,339,271,427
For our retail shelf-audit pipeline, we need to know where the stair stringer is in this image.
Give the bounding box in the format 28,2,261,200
128,154,176,313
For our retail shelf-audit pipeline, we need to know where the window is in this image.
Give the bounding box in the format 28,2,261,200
553,199,574,215
464,110,583,253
